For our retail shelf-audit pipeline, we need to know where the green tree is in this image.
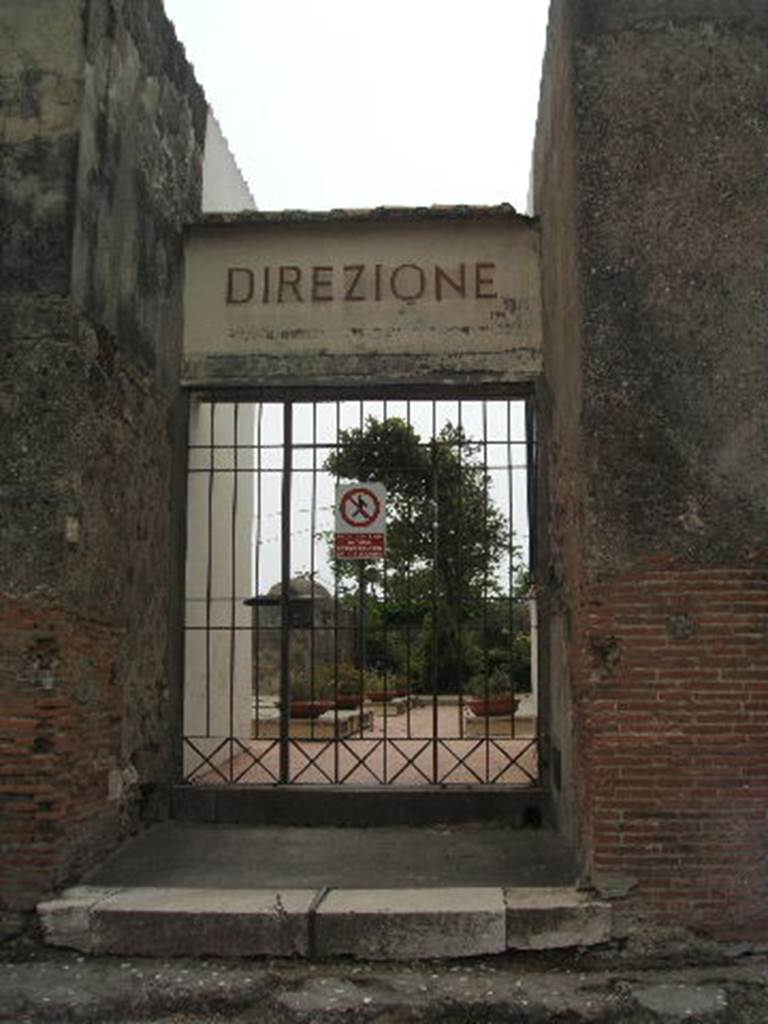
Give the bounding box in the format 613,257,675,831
325,417,521,691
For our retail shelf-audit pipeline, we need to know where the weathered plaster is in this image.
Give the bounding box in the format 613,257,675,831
533,0,768,939
182,208,542,391
0,0,207,919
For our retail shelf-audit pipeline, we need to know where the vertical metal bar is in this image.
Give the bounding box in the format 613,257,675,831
525,394,538,763
357,398,366,739
431,400,439,784
309,402,319,742
333,399,341,781
205,401,216,738
456,399,465,737
507,400,517,740
482,400,491,780
404,398,414,739
253,404,263,738
525,396,537,576
279,401,293,784
228,403,240,779
174,391,191,782
381,397,389,784
357,563,365,685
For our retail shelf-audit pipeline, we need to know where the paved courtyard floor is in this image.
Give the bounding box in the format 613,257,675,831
196,700,539,786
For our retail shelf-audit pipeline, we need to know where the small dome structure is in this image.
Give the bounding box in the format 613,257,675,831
266,576,332,601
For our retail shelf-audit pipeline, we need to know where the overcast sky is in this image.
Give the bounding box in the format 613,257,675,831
163,0,550,213
167,2,547,588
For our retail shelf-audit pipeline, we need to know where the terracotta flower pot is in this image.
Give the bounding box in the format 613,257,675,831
467,696,519,718
334,696,361,710
288,700,334,719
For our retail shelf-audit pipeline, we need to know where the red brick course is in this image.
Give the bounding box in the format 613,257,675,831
0,595,123,912
573,565,768,941
3,568,766,945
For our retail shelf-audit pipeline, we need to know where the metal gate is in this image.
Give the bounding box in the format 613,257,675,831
182,393,539,786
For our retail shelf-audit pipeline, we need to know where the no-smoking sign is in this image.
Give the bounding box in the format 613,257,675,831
335,482,386,560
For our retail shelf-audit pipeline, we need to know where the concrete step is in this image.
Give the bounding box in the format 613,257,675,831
38,885,611,959
172,783,552,828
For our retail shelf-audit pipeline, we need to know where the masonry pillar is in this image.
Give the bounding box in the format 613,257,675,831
533,0,768,940
0,0,206,932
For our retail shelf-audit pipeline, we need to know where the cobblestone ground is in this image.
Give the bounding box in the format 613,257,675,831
1,936,767,1024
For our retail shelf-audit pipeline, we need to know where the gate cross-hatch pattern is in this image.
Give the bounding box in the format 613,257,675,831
182,395,539,786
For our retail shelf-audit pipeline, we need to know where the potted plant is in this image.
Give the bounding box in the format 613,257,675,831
466,668,519,718
286,671,335,718
366,670,409,703
310,661,364,711
287,699,335,719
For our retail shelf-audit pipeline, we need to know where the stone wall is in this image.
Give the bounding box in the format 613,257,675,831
0,0,207,926
533,0,768,940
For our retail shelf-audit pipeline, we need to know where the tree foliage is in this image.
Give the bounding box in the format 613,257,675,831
324,417,529,691
326,417,507,589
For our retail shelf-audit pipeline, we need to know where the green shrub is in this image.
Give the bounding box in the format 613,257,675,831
289,661,411,700
468,666,516,698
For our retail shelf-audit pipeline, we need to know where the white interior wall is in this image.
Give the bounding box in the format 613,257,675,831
184,401,255,775
184,110,256,777
202,109,256,213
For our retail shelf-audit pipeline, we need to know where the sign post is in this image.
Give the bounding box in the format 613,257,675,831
334,482,386,560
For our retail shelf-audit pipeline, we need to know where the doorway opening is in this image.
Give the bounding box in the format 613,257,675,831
182,392,539,786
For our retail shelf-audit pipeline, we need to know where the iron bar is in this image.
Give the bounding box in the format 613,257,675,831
430,400,439,784
456,399,466,737
506,399,517,741
279,401,293,784
482,400,490,782
253,403,263,737
404,397,414,739
333,399,341,782
204,401,216,737
182,394,538,788
227,403,240,779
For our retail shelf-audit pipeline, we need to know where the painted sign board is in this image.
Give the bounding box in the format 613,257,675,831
334,482,386,560
182,207,542,389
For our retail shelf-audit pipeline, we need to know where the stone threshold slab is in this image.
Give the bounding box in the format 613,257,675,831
38,885,611,959
253,709,373,739
463,714,537,738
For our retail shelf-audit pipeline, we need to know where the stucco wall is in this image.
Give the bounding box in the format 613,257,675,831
0,0,207,926
203,111,256,213
572,0,768,573
531,0,585,845
533,0,768,940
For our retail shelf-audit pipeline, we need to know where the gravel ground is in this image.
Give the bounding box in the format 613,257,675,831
2,929,767,1024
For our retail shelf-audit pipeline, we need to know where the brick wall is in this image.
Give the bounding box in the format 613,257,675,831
0,597,123,915
575,563,768,939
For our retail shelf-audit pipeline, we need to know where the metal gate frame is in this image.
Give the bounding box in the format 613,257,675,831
181,385,541,788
